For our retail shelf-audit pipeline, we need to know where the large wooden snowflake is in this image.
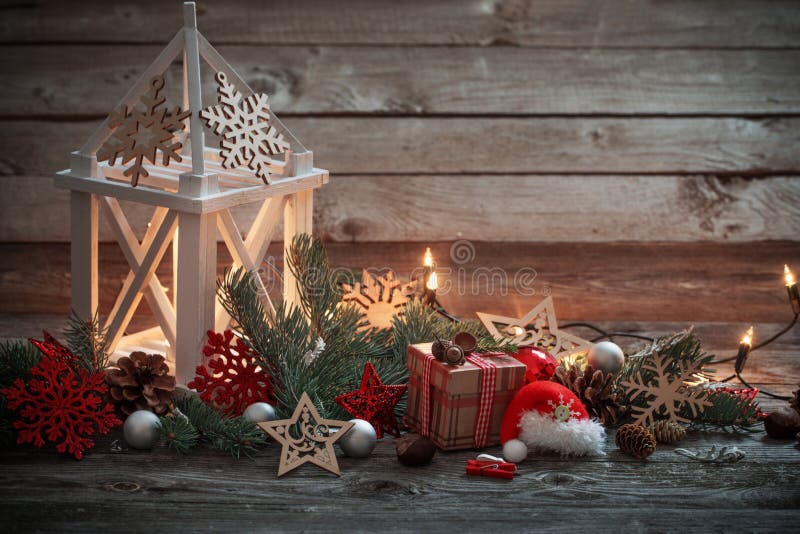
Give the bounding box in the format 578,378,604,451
97,75,190,187
200,71,290,183
620,352,712,426
342,270,407,329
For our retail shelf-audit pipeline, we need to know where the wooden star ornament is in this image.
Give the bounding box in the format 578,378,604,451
476,296,594,360
258,392,354,477
335,362,407,439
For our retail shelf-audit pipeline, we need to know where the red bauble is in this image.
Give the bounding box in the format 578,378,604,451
335,362,407,439
187,330,273,416
1,339,121,460
513,346,558,383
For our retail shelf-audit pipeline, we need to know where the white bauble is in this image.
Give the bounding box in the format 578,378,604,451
502,438,528,463
338,419,377,458
587,341,625,374
124,410,161,450
243,402,277,424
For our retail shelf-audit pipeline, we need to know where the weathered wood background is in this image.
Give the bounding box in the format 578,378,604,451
0,3,799,531
0,0,799,243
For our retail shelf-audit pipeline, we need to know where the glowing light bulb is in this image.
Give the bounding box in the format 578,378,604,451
508,325,525,337
785,264,795,287
423,247,434,268
426,271,438,291
740,326,754,347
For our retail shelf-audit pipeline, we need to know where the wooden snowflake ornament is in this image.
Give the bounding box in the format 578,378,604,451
620,352,712,426
200,71,290,183
258,393,354,477
342,270,408,329
97,75,190,187
477,296,593,360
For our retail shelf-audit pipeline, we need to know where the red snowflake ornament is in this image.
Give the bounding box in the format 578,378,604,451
29,331,78,368
1,342,121,460
187,330,273,416
335,362,407,439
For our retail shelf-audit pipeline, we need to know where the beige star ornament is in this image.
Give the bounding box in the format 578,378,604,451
477,296,594,360
258,392,353,477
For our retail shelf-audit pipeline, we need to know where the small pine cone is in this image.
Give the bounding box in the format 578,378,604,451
105,351,176,416
552,363,623,426
616,424,657,459
647,420,687,444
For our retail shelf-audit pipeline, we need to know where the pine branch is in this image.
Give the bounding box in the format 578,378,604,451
64,311,109,372
684,388,763,432
0,340,41,447
164,396,267,458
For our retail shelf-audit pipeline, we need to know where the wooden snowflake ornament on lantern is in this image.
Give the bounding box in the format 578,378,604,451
55,2,328,386
97,75,190,187
258,393,354,477
477,297,594,361
200,72,290,183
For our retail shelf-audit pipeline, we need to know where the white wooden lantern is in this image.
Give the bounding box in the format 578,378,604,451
55,2,328,384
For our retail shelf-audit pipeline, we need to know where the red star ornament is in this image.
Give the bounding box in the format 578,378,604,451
335,362,407,439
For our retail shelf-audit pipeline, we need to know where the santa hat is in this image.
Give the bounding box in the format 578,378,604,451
500,381,605,463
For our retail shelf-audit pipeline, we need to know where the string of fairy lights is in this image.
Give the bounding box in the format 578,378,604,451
415,248,797,400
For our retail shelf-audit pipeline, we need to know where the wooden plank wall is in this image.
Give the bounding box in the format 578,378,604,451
0,0,799,243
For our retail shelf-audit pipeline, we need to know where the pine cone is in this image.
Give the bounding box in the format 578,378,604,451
616,423,656,459
552,363,623,425
647,420,686,444
105,352,176,415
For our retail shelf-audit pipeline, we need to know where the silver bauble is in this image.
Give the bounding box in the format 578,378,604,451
124,410,161,450
243,402,277,424
337,419,377,458
587,341,625,374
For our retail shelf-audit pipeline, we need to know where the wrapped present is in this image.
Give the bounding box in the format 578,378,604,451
405,343,526,451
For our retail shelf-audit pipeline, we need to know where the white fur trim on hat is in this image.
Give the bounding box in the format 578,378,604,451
518,410,606,457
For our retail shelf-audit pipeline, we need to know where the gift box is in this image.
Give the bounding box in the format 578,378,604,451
405,343,526,451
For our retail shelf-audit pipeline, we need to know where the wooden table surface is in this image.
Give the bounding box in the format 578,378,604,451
1,258,799,531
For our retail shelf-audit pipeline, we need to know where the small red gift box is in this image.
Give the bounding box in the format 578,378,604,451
405,343,526,451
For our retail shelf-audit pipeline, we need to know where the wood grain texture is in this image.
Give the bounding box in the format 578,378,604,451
1,0,799,48
5,46,800,116
2,242,798,324
4,118,800,176
4,175,798,243
0,412,797,532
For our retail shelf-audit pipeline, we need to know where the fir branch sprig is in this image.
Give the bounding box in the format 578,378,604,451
64,311,109,372
0,340,42,447
160,396,266,458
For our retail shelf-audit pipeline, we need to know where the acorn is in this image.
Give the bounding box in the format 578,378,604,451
763,407,800,439
443,344,466,365
396,434,436,467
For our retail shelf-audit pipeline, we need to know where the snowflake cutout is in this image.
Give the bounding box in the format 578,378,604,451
1,341,121,460
97,75,190,187
342,270,407,329
547,393,582,422
187,330,273,416
200,71,290,183
620,352,712,426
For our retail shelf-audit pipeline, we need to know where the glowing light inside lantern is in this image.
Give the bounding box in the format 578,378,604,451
426,271,438,291
785,264,795,287
423,247,434,268
740,326,754,347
